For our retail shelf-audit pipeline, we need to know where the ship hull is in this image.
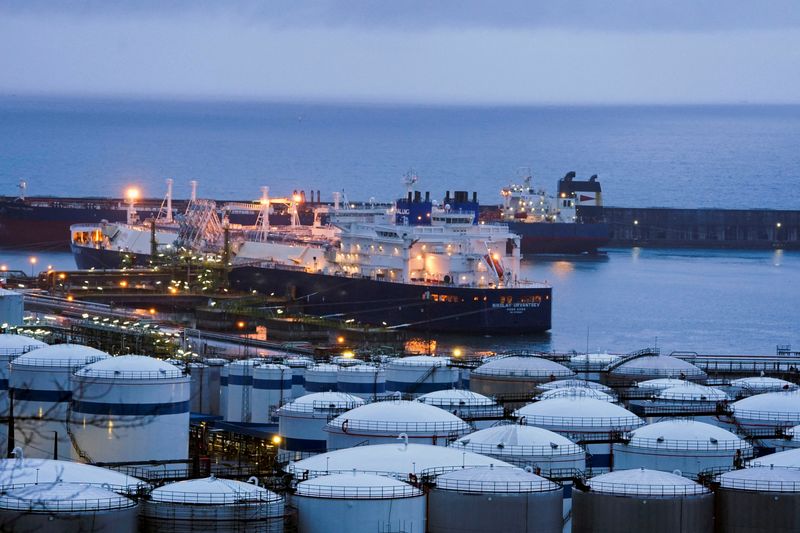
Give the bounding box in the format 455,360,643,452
508,221,609,254
70,244,151,270
229,265,552,334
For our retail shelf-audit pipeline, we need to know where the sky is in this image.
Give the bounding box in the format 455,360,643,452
1,1,799,105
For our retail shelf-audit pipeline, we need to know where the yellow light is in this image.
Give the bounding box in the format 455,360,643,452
0,265,6,271
149,308,157,315
47,265,53,270
337,336,345,344
119,280,128,288
452,348,463,357
342,350,355,358
29,256,37,265
58,273,66,280
492,253,500,261
66,295,74,302
237,321,246,329
168,287,177,294
271,435,282,445
126,187,140,201
292,193,302,203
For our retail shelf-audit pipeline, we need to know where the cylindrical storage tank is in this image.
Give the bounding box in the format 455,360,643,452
450,424,585,475
304,363,340,393
0,334,47,456
385,356,458,396
729,376,798,399
470,356,574,406
572,468,714,533
0,456,147,492
10,344,109,459
748,447,800,468
636,383,729,426
70,355,189,463
331,355,364,366
428,466,562,533
537,387,616,402
613,419,753,478
0,483,138,533
220,363,229,417
570,351,621,381
203,358,226,416
537,378,614,393
294,472,425,533
251,363,291,423
285,357,313,398
278,392,365,453
607,354,706,387
729,391,800,449
187,362,210,413
337,364,386,400
142,476,284,533
635,378,690,393
515,397,643,471
325,400,471,449
416,389,503,427
225,359,262,422
716,466,800,533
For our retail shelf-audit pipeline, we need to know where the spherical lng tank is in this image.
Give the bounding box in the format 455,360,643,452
325,400,471,449
385,356,458,395
0,482,139,533
572,468,714,533
416,389,503,427
716,466,800,533
251,363,291,423
10,343,109,459
225,359,262,422
613,419,753,478
451,423,585,475
277,392,365,452
287,442,514,480
285,357,313,398
336,364,386,400
470,356,574,404
428,466,563,533
304,363,340,393
70,355,189,463
142,476,284,533
515,397,643,471
294,472,425,533
607,354,707,387
0,334,47,456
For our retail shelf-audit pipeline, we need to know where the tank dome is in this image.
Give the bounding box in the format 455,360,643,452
730,376,798,394
611,355,706,381
0,483,135,512
389,355,450,367
570,352,621,365
656,383,729,402
718,466,800,492
473,356,573,378
586,468,710,496
435,465,559,493
75,355,183,379
295,472,421,498
538,387,615,402
0,334,46,351
538,379,613,392
326,400,470,433
417,389,496,407
151,476,281,504
636,378,690,390
731,391,800,425
627,420,749,450
748,448,800,468
283,391,365,411
287,443,513,480
515,397,642,431
0,458,146,492
13,344,109,366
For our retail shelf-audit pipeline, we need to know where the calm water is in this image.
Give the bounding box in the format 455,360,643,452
1,98,799,209
2,248,797,356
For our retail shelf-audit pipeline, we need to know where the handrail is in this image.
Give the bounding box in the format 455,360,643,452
519,414,643,430
10,356,107,369
587,481,709,497
294,484,421,499
623,436,753,452
326,418,470,433
150,489,282,505
434,477,559,493
718,477,800,492
472,367,574,378
732,408,800,423
450,440,585,457
0,495,136,512
278,400,362,415
75,368,186,380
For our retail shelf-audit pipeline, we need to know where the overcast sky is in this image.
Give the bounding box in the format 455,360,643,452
1,1,799,104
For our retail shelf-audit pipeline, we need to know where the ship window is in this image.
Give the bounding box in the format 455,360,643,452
499,296,513,304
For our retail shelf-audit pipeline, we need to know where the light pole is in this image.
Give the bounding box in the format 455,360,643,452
29,256,37,277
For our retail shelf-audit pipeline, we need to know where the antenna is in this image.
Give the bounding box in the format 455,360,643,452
403,169,418,196
17,180,27,201
585,326,590,355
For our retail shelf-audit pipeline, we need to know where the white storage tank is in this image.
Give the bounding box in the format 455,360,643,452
336,364,386,400
416,389,503,427
613,419,753,478
304,363,340,393
287,442,514,480
385,356,458,396
203,358,226,416
0,288,23,326
716,466,800,533
70,355,189,463
572,468,714,533
515,397,643,471
570,351,621,381
285,357,314,398
187,362,210,413
537,378,613,393
0,454,147,493
0,482,138,532
0,334,46,456
537,387,616,402
225,359,262,422
143,476,284,532
450,424,585,475
277,392,365,452
608,354,706,386
638,383,729,426
729,391,800,448
325,400,471,449
748,447,800,468
635,378,690,393
220,363,229,417
251,363,291,423
470,356,574,404
428,466,563,533
294,472,425,533
10,343,109,459
729,376,798,398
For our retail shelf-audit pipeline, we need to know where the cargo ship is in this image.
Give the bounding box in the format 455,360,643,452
499,171,610,254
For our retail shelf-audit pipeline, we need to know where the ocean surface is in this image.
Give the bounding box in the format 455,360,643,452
0,98,797,355
1,97,799,209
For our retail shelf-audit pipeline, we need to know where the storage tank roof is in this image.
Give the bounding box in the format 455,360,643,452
279,392,365,413
338,364,382,373
0,483,136,512
732,391,800,423
0,458,146,492
284,357,313,367
538,379,612,392
388,356,450,367
473,356,573,378
0,334,46,352
538,387,615,402
12,344,109,367
253,363,290,371
656,383,729,401
229,358,264,366
628,420,750,451
636,378,690,390
718,467,800,492
452,424,583,456
730,376,798,392
327,400,470,433
295,472,421,499
417,389,496,407
612,355,705,378
435,466,559,493
570,352,621,365
151,476,282,504
287,443,513,480
587,468,710,496
76,355,184,380
514,397,642,430
307,363,340,372
748,448,800,469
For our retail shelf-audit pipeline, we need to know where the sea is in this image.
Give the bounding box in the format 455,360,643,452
0,97,798,355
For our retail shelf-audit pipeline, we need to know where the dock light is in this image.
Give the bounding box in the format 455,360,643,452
236,321,246,329
66,295,74,302
777,222,782,228
337,336,345,344
58,273,66,280
342,350,355,358
29,256,37,276
168,287,177,294
633,220,639,225
149,308,156,315
271,435,282,445
119,280,128,288
126,187,140,202
292,193,303,203
47,265,52,271
452,348,463,357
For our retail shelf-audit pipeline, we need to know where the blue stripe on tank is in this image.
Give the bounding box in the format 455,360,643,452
282,436,327,452
253,378,292,390
0,379,7,390
385,381,457,394
227,375,253,386
220,376,228,386
292,375,305,385
337,382,387,393
11,389,71,402
587,453,611,468
304,382,338,393
72,400,190,416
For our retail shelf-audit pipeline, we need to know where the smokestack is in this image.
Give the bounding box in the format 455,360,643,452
472,191,477,203
425,191,430,202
